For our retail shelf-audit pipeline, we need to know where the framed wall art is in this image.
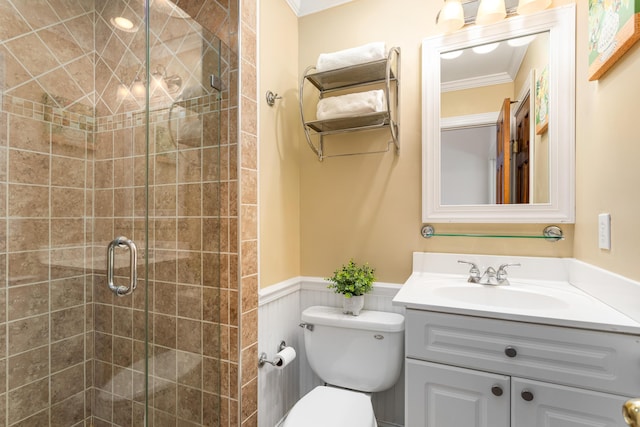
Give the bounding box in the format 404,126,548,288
588,0,640,80
535,66,549,135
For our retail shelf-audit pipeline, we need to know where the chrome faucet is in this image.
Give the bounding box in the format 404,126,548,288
495,263,520,285
458,260,481,283
480,266,499,285
459,260,521,286
479,263,521,285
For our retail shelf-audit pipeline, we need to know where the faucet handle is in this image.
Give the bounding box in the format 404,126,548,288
497,263,521,282
458,260,481,283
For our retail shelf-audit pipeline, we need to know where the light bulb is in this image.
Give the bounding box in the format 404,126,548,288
110,16,138,32
475,0,506,26
517,0,551,15
117,83,131,101
472,42,500,54
441,50,464,59
151,71,168,92
131,79,146,98
437,0,465,33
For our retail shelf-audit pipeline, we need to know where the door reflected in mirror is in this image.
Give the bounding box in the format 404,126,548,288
440,32,550,205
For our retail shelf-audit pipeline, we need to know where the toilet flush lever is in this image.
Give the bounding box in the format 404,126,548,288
299,322,314,331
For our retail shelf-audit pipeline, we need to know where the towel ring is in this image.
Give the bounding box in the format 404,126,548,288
266,90,282,106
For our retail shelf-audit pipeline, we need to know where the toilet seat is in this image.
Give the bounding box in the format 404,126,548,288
283,386,376,427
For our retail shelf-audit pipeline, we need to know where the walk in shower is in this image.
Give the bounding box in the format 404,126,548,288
0,0,232,425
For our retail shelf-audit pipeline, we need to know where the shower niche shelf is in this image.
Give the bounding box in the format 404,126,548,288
299,47,400,161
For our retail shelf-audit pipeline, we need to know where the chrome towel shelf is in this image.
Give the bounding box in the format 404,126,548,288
299,47,401,161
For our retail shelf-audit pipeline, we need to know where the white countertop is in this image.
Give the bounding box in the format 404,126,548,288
392,253,640,335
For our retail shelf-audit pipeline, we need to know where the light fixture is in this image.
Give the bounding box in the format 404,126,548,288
441,49,464,59
516,0,551,15
117,82,131,101
131,77,146,99
475,0,506,26
151,66,182,93
472,42,500,54
437,0,465,33
436,0,551,33
116,66,183,101
110,16,138,32
151,70,169,92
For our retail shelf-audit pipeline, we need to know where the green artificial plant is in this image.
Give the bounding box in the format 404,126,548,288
326,259,376,298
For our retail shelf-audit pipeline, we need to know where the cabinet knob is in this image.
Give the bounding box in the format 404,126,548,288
623,398,640,426
521,390,534,402
491,385,503,397
505,346,517,358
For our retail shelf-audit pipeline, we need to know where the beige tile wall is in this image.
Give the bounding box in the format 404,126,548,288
0,0,245,425
238,0,258,424
1,95,92,426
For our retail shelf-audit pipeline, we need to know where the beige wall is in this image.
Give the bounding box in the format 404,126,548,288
573,1,640,281
259,0,640,286
442,83,514,117
258,0,302,286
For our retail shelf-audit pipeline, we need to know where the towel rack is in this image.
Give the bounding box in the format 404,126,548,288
299,47,400,161
420,224,564,242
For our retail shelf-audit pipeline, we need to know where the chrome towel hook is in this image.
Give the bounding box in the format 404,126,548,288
265,90,282,106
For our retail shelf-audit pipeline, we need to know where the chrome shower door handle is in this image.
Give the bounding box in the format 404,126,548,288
107,236,138,296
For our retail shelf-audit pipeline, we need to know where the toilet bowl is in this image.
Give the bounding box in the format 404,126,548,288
282,305,404,427
283,386,376,427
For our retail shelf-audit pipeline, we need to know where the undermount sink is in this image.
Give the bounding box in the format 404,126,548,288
433,285,569,310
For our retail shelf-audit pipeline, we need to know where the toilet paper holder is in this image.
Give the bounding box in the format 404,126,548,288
258,340,288,367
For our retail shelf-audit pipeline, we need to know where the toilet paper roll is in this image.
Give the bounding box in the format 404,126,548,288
273,346,296,369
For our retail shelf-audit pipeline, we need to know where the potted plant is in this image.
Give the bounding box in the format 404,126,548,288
326,259,376,316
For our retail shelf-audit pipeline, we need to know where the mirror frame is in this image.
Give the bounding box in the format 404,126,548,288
422,4,575,223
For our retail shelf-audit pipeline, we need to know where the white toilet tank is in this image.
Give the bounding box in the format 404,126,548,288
301,305,405,392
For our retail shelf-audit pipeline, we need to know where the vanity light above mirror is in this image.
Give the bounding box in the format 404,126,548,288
437,0,553,33
422,4,575,223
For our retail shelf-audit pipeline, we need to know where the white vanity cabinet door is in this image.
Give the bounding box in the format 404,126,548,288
406,358,510,427
512,378,630,427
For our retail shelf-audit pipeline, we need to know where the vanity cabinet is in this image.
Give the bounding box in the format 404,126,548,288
404,309,639,426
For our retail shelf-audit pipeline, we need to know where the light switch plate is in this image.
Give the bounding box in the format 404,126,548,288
598,213,611,250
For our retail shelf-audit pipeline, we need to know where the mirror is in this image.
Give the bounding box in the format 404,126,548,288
422,5,576,223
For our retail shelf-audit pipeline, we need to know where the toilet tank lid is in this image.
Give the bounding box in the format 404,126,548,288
301,305,405,332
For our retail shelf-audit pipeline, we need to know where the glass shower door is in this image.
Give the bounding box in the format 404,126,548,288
95,0,223,424
144,1,223,425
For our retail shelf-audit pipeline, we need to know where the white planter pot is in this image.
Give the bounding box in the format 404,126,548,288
342,295,365,316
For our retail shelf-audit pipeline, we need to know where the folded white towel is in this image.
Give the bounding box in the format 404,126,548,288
316,89,386,121
316,42,387,72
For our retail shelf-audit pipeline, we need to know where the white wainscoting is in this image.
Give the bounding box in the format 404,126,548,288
258,277,405,427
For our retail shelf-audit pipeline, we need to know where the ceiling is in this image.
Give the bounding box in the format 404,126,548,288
441,39,531,92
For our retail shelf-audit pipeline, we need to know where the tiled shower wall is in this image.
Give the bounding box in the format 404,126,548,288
0,0,96,424
0,0,254,425
0,98,93,425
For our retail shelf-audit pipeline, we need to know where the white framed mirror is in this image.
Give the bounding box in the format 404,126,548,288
422,4,575,223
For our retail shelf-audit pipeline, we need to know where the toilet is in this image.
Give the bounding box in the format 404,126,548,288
283,305,405,427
